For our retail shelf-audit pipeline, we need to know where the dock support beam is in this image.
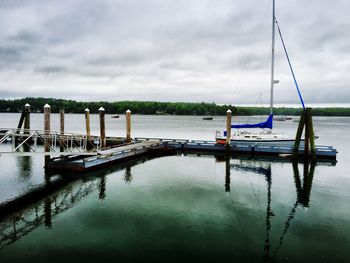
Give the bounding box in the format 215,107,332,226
44,104,51,167
99,107,106,148
60,108,64,152
294,107,316,159
226,109,232,150
126,109,131,143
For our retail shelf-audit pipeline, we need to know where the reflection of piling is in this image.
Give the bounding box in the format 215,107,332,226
126,109,131,143
292,159,316,207
99,176,106,200
60,108,64,152
99,107,106,148
124,165,132,184
226,109,232,151
44,104,51,167
44,198,52,228
225,155,231,192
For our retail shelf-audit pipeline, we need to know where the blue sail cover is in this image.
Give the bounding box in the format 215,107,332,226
231,114,273,129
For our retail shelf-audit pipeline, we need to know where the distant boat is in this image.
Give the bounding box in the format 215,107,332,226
111,115,120,119
203,117,213,120
273,115,292,121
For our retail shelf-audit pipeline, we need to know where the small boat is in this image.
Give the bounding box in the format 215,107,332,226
273,116,287,121
111,115,120,119
273,116,292,121
203,117,213,120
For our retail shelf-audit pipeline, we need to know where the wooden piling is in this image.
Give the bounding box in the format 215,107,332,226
99,107,106,148
85,108,91,140
304,110,310,157
226,109,232,146
126,109,131,143
24,103,30,134
294,111,305,153
293,107,316,159
59,109,64,152
306,108,316,158
44,104,51,167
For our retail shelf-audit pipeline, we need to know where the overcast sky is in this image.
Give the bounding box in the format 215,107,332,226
0,0,349,105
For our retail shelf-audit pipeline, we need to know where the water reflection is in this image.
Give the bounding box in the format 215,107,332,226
99,176,106,200
0,156,152,250
16,155,33,179
124,165,133,184
0,154,331,258
226,156,317,261
225,156,230,193
293,160,316,207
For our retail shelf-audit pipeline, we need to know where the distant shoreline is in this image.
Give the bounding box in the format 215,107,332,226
1,97,350,116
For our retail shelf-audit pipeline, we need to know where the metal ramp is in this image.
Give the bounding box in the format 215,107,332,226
0,128,99,155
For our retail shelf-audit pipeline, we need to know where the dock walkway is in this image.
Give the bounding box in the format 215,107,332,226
47,140,165,171
46,137,336,172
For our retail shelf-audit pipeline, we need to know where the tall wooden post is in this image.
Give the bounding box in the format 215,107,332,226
24,103,30,134
126,109,131,143
44,104,51,167
59,109,64,152
85,108,91,140
99,107,106,148
293,107,316,159
226,109,232,146
306,108,316,158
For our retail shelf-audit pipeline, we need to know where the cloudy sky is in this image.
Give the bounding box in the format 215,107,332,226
0,0,349,105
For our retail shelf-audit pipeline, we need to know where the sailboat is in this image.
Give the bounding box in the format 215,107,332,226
216,0,307,145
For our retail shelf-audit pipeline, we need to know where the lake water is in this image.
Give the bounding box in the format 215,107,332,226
0,113,349,262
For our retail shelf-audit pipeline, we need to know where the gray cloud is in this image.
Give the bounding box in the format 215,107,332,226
0,0,349,105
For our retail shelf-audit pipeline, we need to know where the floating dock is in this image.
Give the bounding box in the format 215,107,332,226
47,140,165,171
46,137,337,171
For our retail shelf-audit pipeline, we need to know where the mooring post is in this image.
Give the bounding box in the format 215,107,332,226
59,108,64,152
44,104,51,167
304,109,310,158
294,110,306,155
293,107,316,159
126,109,131,143
226,109,232,148
99,107,106,148
24,103,30,134
306,108,316,159
85,108,91,148
15,105,26,145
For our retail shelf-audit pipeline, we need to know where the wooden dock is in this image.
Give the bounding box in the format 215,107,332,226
46,140,165,171
136,137,337,159
45,137,336,172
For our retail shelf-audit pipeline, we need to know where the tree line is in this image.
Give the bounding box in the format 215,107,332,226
0,97,349,116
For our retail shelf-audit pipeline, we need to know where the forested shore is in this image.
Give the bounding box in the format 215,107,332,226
0,97,349,116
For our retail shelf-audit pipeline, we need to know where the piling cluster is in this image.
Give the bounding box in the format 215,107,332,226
19,104,133,166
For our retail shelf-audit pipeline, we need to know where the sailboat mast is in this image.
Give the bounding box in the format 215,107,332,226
269,0,276,116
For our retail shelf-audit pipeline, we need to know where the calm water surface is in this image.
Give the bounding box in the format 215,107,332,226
0,113,349,262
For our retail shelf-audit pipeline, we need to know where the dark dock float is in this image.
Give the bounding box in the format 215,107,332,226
47,138,336,172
